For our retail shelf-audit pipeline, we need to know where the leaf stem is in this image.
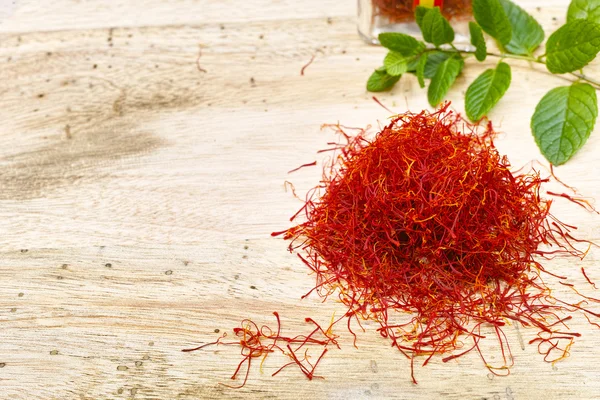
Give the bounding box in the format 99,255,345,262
450,49,543,64
569,72,600,87
430,48,600,90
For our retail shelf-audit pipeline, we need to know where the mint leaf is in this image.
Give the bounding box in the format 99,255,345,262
416,6,429,28
417,54,427,88
407,55,421,72
531,83,598,165
378,33,426,56
384,51,408,76
420,7,455,46
367,68,401,92
545,19,600,74
473,0,512,45
424,51,452,78
465,62,511,121
567,0,600,24
499,0,544,55
428,56,464,106
469,22,487,61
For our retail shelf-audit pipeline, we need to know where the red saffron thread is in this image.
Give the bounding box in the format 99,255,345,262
582,267,598,289
372,96,395,114
183,312,339,388
288,161,317,174
547,191,600,214
300,55,315,76
584,314,600,329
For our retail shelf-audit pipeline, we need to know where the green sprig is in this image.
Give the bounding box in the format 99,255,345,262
366,0,600,165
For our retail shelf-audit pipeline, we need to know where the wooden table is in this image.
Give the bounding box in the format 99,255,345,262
1,1,599,398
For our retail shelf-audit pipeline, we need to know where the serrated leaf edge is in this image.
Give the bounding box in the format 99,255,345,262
531,83,598,164
465,62,511,121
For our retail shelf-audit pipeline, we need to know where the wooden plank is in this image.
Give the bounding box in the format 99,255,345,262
0,0,355,32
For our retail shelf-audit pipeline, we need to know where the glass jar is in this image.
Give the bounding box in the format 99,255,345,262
358,0,472,45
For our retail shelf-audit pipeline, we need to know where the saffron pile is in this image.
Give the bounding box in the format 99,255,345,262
275,105,598,382
185,105,598,387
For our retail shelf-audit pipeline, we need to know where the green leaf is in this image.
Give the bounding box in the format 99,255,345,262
384,51,408,76
473,0,512,45
427,56,464,107
407,55,421,72
378,33,426,56
465,62,512,121
367,68,401,92
417,54,427,88
545,19,600,74
420,7,455,46
424,51,452,78
567,0,600,24
469,22,487,61
499,0,544,55
416,6,430,28
531,83,598,165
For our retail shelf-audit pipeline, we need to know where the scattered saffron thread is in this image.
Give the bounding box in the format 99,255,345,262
547,191,600,214
585,314,600,329
300,55,315,76
372,96,395,114
549,164,579,194
582,267,598,289
196,45,207,73
288,161,317,174
182,312,339,388
284,180,300,199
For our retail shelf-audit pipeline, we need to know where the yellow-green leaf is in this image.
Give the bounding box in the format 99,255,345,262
567,0,600,24
384,51,408,76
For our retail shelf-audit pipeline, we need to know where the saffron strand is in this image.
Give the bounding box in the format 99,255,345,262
582,267,598,289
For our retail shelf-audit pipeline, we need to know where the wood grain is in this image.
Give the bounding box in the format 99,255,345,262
0,1,599,399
